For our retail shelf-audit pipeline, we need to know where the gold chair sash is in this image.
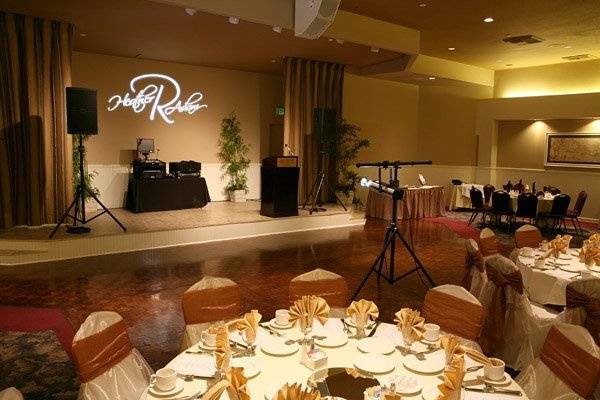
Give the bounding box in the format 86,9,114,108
461,250,484,291
72,319,133,382
182,285,241,325
515,229,542,249
540,326,600,399
289,278,348,308
422,290,483,342
479,236,499,257
566,286,600,346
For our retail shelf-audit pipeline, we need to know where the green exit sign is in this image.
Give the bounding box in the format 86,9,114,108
276,106,285,116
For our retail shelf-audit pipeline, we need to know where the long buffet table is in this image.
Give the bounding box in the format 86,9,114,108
365,186,445,220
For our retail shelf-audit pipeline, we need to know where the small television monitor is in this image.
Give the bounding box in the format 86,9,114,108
137,138,154,156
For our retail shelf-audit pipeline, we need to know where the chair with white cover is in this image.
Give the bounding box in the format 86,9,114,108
558,278,600,346
72,311,153,400
0,388,24,400
479,255,557,370
479,228,500,257
181,276,242,350
421,284,484,352
511,224,543,262
289,268,349,318
461,239,487,300
517,323,600,400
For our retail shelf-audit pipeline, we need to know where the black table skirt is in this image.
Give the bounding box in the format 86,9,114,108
127,177,210,213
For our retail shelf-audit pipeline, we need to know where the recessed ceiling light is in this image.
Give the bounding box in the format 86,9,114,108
419,3,427,7
564,45,572,49
428,76,436,80
184,7,196,16
270,59,277,63
228,16,239,24
80,33,87,37
506,63,513,66
327,38,334,42
370,46,380,53
448,47,456,51
496,60,503,63
272,26,282,33
483,17,494,23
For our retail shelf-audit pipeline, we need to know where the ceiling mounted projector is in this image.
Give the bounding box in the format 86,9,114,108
295,0,341,39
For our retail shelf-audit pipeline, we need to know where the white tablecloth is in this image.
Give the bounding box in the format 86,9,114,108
140,319,527,400
449,184,484,210
516,248,600,306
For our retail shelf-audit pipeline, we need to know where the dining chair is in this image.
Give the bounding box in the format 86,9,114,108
72,311,153,400
180,276,242,350
516,324,600,400
490,190,515,229
513,179,525,193
540,194,571,233
462,239,487,300
566,190,587,236
558,278,600,346
0,388,24,400
421,284,484,352
468,187,489,226
514,224,542,249
289,268,349,318
483,184,495,205
515,192,538,225
478,228,500,257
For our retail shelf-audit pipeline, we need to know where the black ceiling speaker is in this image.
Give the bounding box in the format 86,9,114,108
66,87,98,135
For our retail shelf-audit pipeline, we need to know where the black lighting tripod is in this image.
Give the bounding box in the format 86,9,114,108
49,134,126,238
352,160,436,300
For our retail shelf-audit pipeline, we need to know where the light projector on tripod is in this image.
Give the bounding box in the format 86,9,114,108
359,177,402,199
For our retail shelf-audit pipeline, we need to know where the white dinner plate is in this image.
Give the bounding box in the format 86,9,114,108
230,358,261,379
590,265,600,273
315,334,348,348
148,378,185,397
403,351,445,374
356,337,395,355
344,317,376,329
261,339,299,356
558,255,572,260
354,353,395,374
269,318,293,329
420,385,441,400
558,264,583,273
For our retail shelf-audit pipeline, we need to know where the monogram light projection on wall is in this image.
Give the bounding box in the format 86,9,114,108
107,73,208,124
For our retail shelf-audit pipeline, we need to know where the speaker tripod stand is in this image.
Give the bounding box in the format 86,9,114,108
49,134,126,238
302,151,347,214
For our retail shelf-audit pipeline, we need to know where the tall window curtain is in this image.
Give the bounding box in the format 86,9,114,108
283,57,344,204
0,12,73,228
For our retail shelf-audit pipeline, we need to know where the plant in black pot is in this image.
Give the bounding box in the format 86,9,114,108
218,112,250,202
333,120,370,207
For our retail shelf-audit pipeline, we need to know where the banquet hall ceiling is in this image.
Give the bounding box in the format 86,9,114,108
341,0,600,70
0,0,400,75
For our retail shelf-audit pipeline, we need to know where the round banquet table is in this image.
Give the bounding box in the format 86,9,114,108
516,248,600,306
140,319,527,400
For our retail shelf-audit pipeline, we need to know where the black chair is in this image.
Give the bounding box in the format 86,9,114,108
513,179,525,193
451,179,463,185
566,191,587,236
515,192,538,224
483,184,495,206
490,190,515,229
540,194,571,233
544,185,561,195
468,187,490,226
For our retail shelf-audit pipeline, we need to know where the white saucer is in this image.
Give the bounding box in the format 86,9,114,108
261,339,299,356
315,334,348,348
402,351,445,374
344,317,376,329
558,264,582,273
478,372,511,386
148,378,185,397
354,353,395,374
421,386,441,400
590,265,600,273
269,318,293,329
356,337,395,355
230,358,261,379
197,341,217,351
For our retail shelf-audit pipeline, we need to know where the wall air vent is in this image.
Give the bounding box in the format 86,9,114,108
562,54,594,61
502,35,544,45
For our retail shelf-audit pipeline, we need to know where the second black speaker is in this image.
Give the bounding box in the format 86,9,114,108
66,87,98,135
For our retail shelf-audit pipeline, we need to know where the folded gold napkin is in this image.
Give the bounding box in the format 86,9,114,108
437,355,465,400
545,234,573,259
236,309,262,343
579,245,600,267
200,367,249,400
215,325,231,372
588,233,600,245
273,383,321,400
346,299,379,328
289,295,330,331
393,308,425,342
463,347,492,366
440,335,464,359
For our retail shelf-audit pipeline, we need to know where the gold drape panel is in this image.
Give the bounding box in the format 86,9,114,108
283,57,344,203
0,12,73,228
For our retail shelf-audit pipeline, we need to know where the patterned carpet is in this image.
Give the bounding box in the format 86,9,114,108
0,330,79,399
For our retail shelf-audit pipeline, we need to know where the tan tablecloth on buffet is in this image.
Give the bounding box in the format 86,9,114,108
366,186,445,220
449,184,484,210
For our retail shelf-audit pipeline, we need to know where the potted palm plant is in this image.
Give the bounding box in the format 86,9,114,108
333,120,370,206
218,112,250,202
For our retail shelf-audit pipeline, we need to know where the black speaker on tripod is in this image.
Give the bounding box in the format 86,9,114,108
49,87,126,238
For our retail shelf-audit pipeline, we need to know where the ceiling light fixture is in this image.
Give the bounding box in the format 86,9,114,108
505,63,513,66
184,8,197,16
419,3,427,7
272,26,282,33
80,33,87,37
370,46,380,53
483,17,494,23
270,59,277,63
448,47,456,51
564,45,572,49
428,76,436,80
228,16,239,25
496,60,503,63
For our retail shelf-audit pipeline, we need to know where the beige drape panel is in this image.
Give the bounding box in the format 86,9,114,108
0,12,73,228
283,57,344,203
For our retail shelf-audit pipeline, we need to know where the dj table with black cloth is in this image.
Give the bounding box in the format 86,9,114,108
127,177,210,213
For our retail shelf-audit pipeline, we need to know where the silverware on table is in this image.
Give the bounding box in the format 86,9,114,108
463,384,523,397
366,322,380,337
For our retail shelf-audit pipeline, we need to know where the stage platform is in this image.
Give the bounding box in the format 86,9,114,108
0,201,364,266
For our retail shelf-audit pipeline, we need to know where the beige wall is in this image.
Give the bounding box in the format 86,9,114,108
495,59,600,99
73,52,283,165
417,84,492,166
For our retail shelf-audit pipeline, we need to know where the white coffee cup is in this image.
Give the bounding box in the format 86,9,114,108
540,241,549,251
275,309,290,326
201,330,217,347
423,323,440,342
155,368,177,391
484,358,505,381
534,257,546,269
520,247,534,257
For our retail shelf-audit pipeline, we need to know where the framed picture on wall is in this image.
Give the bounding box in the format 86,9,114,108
545,133,600,168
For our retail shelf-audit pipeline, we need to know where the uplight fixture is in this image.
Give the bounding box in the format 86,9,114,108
448,47,456,51
428,76,436,80
483,17,494,23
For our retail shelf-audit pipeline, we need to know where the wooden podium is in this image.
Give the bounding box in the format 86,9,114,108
260,156,299,217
